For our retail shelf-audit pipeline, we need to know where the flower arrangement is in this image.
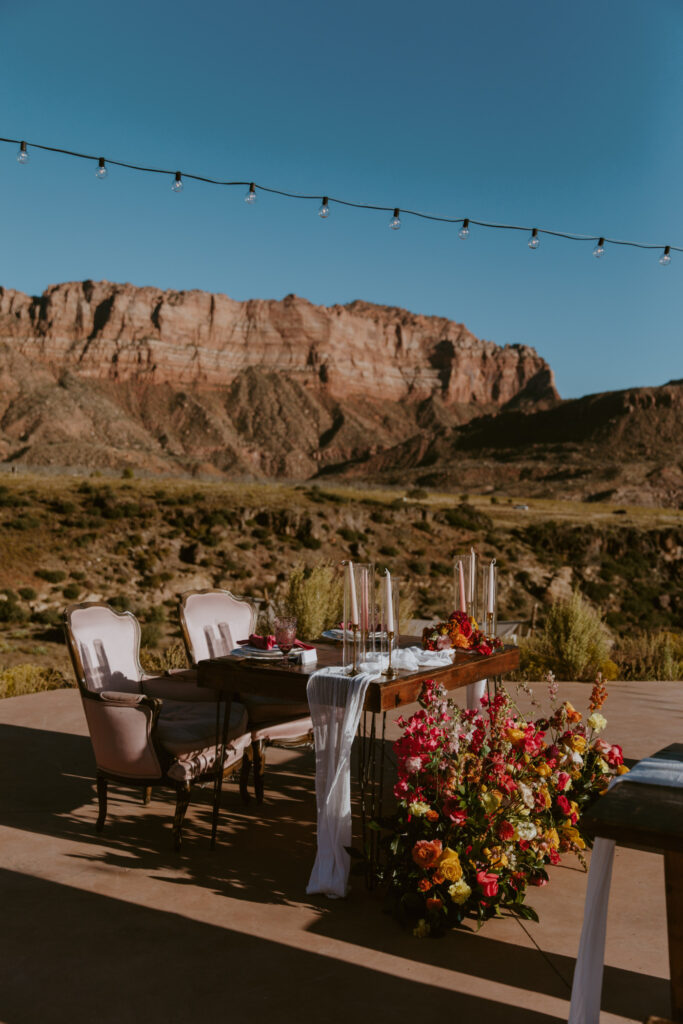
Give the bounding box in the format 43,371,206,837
422,610,502,656
381,673,627,937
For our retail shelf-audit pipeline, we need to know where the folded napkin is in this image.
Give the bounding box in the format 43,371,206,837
238,634,316,651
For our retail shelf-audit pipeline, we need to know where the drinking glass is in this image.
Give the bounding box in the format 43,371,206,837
274,616,297,665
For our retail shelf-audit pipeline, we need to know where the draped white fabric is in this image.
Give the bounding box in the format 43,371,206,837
358,645,455,677
466,679,488,710
306,669,373,899
568,757,683,1023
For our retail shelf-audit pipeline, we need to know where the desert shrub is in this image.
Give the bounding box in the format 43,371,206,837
441,503,493,532
109,595,132,611
407,559,428,576
613,631,683,681
31,608,62,628
284,563,344,641
35,569,66,584
380,545,398,557
62,584,81,600
0,664,71,699
407,488,429,500
18,587,37,601
140,639,189,674
414,521,432,533
140,622,163,648
0,591,28,623
519,590,613,681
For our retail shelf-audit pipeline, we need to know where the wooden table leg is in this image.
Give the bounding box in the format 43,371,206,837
664,850,683,1022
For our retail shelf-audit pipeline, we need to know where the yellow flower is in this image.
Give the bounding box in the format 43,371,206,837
617,764,630,775
539,785,551,809
570,801,580,818
506,728,526,747
448,879,472,904
437,848,463,882
535,762,551,777
587,712,607,733
561,824,586,849
570,735,587,754
546,828,560,849
409,801,432,817
481,789,503,814
487,846,508,868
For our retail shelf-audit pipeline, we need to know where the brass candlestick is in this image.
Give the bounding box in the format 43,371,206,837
351,623,359,674
382,630,396,678
486,611,494,640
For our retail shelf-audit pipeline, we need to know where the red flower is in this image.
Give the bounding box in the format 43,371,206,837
498,821,515,841
557,771,571,791
412,839,443,870
418,878,433,892
426,897,443,911
476,870,499,898
607,744,624,767
556,794,572,816
442,797,468,825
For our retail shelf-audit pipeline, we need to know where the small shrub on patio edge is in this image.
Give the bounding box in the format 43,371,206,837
519,590,612,681
0,664,72,700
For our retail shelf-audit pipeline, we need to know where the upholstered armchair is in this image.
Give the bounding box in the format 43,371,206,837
179,589,313,802
64,602,251,849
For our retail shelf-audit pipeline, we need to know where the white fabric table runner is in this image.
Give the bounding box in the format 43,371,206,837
305,647,492,898
568,757,683,1024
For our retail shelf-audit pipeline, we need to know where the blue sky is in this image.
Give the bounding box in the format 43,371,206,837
1,0,681,398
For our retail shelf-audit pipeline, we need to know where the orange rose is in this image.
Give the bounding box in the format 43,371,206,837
418,878,432,892
412,839,443,870
426,897,443,911
426,809,439,822
432,869,445,885
563,702,582,724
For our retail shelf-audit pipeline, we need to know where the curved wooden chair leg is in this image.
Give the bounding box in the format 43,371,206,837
172,782,192,851
143,785,153,805
96,775,108,832
253,740,266,804
239,754,251,805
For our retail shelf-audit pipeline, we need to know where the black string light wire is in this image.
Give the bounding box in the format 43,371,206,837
5,135,681,262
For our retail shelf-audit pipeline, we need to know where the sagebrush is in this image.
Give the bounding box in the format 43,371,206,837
519,591,613,681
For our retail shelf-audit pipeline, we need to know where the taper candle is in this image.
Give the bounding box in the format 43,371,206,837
487,559,496,615
458,560,467,613
385,571,394,633
347,561,359,625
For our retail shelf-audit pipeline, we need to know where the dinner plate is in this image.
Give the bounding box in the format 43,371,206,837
233,645,283,658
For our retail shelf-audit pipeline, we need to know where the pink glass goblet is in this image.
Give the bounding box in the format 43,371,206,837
274,617,297,665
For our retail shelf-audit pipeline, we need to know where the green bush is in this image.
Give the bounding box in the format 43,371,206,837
0,664,71,699
35,569,66,584
18,587,37,601
614,631,683,681
284,563,344,641
62,584,81,600
519,590,613,681
442,503,493,532
140,639,189,674
140,622,163,648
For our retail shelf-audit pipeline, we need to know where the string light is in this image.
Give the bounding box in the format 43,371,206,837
593,237,605,258
95,157,108,180
3,134,681,262
318,196,330,219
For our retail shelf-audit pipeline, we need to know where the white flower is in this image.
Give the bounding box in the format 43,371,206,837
518,782,535,809
409,801,431,817
515,821,538,841
448,879,472,905
588,712,607,734
404,756,422,774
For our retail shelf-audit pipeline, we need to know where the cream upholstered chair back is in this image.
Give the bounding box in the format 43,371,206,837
180,590,256,665
65,603,144,695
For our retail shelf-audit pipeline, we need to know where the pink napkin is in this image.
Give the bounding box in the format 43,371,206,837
238,634,316,651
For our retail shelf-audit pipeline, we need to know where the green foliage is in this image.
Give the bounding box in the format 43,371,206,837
613,631,683,681
520,591,613,681
18,587,37,601
284,563,344,641
0,591,28,623
35,569,66,584
441,503,493,532
140,621,163,648
0,664,71,699
62,583,81,600
139,639,189,674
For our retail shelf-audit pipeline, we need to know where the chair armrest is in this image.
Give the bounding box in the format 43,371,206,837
82,691,164,779
142,671,215,703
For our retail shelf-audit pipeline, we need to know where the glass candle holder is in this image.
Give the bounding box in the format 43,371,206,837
453,550,479,620
482,559,497,639
342,561,374,673
379,571,400,679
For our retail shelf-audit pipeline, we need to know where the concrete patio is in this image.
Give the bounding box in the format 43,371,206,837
1,680,681,1024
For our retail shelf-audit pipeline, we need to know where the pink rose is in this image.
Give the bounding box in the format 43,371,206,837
557,771,571,791
593,738,611,757
607,744,624,767
476,870,499,898
404,756,422,774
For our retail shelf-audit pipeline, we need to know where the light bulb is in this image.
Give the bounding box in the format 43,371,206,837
528,228,540,250
244,182,256,204
458,218,470,240
659,246,672,266
593,237,605,258
390,208,401,230
171,171,183,192
95,157,108,180
17,141,28,165
318,196,330,218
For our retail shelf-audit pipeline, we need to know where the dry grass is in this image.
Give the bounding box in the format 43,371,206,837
0,663,72,699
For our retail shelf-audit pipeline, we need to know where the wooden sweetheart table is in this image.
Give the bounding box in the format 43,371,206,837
197,638,520,851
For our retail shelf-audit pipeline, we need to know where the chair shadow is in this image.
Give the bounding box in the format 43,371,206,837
0,723,672,1023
